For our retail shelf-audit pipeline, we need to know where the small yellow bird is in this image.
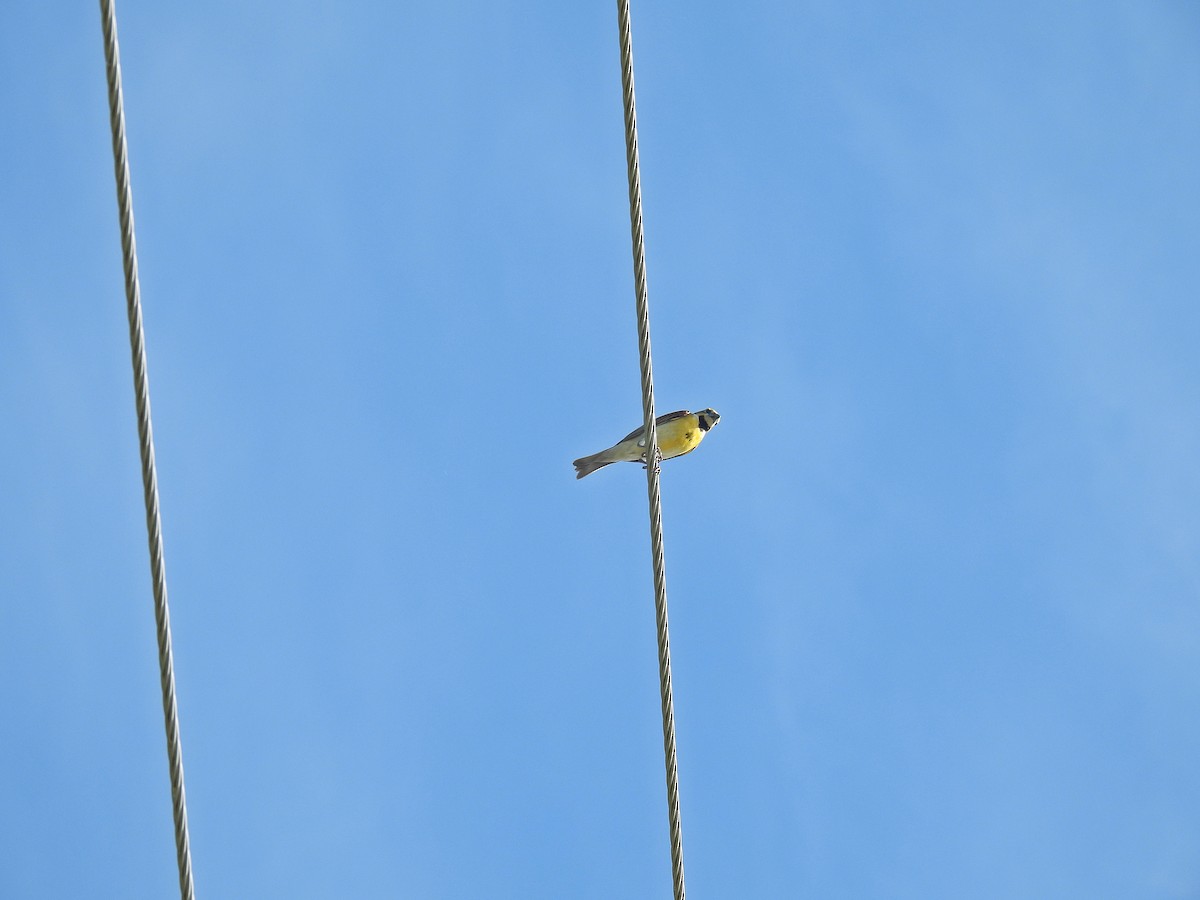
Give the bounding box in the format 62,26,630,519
573,408,721,479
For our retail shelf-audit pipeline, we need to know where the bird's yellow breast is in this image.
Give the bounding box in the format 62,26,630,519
656,414,705,459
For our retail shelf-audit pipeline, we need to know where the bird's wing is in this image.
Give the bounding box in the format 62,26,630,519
618,410,692,444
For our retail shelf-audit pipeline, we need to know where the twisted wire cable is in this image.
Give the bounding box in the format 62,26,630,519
99,2,196,897
615,1,687,896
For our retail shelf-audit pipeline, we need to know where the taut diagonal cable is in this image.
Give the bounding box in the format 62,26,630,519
99,2,196,897
615,2,687,897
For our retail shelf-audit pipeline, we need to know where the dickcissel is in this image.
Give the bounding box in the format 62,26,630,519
573,408,721,479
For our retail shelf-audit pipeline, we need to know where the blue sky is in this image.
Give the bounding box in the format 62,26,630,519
3,2,1199,897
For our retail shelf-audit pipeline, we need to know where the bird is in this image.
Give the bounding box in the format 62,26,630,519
573,408,721,479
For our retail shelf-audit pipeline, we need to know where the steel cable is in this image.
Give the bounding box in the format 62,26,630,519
615,2,687,896
99,1,196,896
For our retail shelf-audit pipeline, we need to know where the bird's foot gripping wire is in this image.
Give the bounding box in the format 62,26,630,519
642,447,663,475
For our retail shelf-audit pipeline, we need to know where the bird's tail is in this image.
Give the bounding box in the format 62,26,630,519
573,450,615,479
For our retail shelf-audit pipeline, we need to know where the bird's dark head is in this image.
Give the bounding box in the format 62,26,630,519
697,408,721,431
